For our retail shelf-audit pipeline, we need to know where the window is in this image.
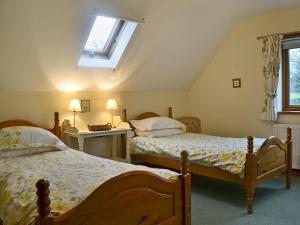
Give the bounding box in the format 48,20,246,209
83,16,124,57
78,15,138,69
282,34,300,111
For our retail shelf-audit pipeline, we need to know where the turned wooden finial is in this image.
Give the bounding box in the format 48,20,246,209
247,136,254,154
168,107,173,118
180,150,189,175
123,109,128,122
286,127,292,144
54,112,59,127
53,112,62,139
36,179,51,218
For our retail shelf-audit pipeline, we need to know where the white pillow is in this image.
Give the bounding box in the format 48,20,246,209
130,117,186,131
135,128,184,138
0,126,65,158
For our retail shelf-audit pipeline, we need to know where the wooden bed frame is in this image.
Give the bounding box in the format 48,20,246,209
123,107,292,214
0,112,191,225
0,112,62,139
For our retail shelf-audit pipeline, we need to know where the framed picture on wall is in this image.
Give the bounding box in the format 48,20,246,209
81,99,90,113
232,78,241,88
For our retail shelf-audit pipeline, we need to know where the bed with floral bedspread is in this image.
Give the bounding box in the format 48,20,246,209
131,133,265,177
0,127,177,225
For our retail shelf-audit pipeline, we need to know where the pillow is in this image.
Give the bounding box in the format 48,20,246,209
0,126,65,158
135,128,184,138
130,117,186,131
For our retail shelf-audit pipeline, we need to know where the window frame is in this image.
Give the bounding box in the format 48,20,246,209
83,18,125,59
78,16,139,69
282,33,300,112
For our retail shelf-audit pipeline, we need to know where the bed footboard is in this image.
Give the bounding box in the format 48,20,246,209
35,151,191,225
254,127,292,185
245,127,292,214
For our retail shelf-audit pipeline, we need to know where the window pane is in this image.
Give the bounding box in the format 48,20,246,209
289,48,300,105
84,16,117,52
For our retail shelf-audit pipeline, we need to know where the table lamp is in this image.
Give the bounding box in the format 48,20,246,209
68,99,81,127
106,98,118,127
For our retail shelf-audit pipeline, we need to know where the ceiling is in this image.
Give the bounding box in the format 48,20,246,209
1,0,300,92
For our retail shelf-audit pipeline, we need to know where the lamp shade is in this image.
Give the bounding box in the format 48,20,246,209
106,99,118,110
69,99,82,112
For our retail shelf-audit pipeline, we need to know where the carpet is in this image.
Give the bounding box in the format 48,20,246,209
191,175,299,225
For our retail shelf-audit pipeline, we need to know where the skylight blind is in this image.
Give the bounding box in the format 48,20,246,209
282,37,300,49
93,10,145,24
113,15,145,24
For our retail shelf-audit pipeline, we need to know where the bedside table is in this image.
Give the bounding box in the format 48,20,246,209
64,128,132,162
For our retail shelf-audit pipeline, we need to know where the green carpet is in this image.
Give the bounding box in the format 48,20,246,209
191,175,300,225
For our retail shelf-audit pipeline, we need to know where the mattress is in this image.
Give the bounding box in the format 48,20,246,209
0,148,177,225
131,133,265,177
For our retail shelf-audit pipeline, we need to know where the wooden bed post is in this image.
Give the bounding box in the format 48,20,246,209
180,150,191,225
123,109,128,122
53,112,61,139
54,112,59,127
0,218,3,225
168,107,173,118
286,127,292,189
36,179,52,225
245,136,256,214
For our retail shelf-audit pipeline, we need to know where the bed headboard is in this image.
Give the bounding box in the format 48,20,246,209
177,116,201,133
123,107,173,122
123,107,202,133
0,112,62,138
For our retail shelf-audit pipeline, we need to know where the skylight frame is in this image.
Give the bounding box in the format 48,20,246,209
83,17,125,58
103,20,125,58
98,19,120,53
83,16,117,53
78,15,140,69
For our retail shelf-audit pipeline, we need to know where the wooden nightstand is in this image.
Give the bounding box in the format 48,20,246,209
64,128,132,162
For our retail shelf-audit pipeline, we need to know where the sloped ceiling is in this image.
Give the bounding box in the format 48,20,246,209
1,0,300,92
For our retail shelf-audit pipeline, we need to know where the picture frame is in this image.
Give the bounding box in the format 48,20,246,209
232,78,241,88
81,99,91,113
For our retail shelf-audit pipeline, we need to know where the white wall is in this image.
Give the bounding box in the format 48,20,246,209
2,3,300,157
188,6,300,138
1,0,298,92
0,90,188,156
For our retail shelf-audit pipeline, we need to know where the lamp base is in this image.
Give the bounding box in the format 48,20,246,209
73,111,76,127
111,111,114,128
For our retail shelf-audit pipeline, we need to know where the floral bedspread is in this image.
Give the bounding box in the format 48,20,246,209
0,149,177,225
131,133,265,177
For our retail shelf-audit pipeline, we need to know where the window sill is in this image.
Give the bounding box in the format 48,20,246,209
278,111,300,115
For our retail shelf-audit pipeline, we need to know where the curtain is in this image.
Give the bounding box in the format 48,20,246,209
260,35,283,122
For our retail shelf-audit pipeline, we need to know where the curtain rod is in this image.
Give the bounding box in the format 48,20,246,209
257,31,300,40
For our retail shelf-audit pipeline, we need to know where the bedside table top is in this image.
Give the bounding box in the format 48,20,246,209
64,128,132,138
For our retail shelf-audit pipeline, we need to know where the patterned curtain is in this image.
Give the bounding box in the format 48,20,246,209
260,35,283,121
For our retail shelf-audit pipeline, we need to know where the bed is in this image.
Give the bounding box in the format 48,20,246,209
123,107,292,214
0,112,191,225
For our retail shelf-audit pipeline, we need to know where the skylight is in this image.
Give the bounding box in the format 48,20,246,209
78,15,139,69
84,16,118,53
